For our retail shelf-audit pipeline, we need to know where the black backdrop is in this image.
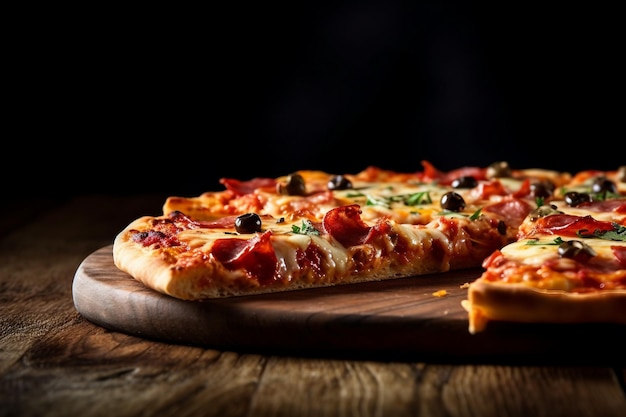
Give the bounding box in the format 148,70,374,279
8,3,624,197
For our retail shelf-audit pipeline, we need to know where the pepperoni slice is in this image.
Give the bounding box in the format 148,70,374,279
420,160,486,185
322,204,392,247
211,231,278,284
576,200,626,214
612,246,626,268
169,210,237,229
483,198,533,227
219,177,277,195
535,214,616,237
322,205,372,247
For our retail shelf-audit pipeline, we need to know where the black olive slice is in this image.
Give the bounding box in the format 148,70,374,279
530,180,556,199
440,191,465,212
235,213,262,233
591,176,617,194
558,240,596,261
451,175,478,189
564,191,592,207
328,174,353,190
486,161,512,179
278,173,307,196
528,204,563,222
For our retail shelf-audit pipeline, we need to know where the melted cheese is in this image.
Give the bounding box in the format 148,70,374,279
396,223,449,249
177,219,297,250
177,217,351,280
336,181,482,224
501,236,626,267
550,201,626,224
272,235,313,277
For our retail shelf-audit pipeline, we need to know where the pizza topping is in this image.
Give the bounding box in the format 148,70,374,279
440,192,466,212
169,210,241,230
526,214,617,238
362,189,434,209
277,173,307,196
321,204,370,247
480,236,626,294
295,243,326,278
529,180,556,199
451,175,478,189
321,204,390,247
220,177,277,195
557,240,597,262
486,161,512,179
471,180,509,199
291,219,321,236
235,213,262,234
617,166,626,183
578,223,626,241
130,216,183,248
613,246,626,266
564,191,593,207
527,204,563,222
131,230,180,248
482,198,534,227
327,174,353,190
211,231,278,284
419,160,487,185
591,176,617,194
581,200,626,214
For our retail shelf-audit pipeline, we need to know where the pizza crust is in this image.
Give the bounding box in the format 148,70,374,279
463,279,626,334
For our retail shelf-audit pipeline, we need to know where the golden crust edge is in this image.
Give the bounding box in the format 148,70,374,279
462,278,626,334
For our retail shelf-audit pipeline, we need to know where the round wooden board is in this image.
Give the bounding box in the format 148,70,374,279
73,246,625,363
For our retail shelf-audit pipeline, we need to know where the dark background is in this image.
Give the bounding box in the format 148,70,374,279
7,2,624,198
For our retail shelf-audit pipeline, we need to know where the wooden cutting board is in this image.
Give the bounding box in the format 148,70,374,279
72,245,625,363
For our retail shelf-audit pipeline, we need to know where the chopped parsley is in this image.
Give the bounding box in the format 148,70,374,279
404,191,433,206
365,191,433,208
577,223,626,241
365,195,391,208
535,196,544,207
469,208,482,220
291,219,320,236
526,237,564,246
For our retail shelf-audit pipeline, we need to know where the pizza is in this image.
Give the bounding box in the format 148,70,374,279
462,167,626,333
112,161,626,333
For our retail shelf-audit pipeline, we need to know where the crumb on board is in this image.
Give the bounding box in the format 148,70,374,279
432,289,447,297
460,282,470,289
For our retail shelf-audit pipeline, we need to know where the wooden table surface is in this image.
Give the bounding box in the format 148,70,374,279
1,194,625,417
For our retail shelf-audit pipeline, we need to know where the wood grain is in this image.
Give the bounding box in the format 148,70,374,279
73,245,626,364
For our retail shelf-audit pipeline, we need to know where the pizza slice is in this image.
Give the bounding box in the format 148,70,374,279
113,201,510,300
463,195,626,334
114,161,569,300
114,205,469,300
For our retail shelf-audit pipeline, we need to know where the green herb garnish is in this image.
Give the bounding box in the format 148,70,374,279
469,208,482,220
535,196,544,207
364,191,433,208
526,237,564,246
291,219,321,236
577,223,626,241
